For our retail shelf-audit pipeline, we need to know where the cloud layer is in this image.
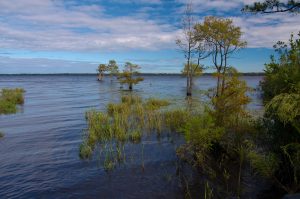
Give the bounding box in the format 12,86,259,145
0,0,299,53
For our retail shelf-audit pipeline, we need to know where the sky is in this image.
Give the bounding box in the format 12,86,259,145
0,0,299,74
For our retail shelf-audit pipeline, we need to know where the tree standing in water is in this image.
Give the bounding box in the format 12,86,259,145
119,62,144,91
97,64,107,81
107,60,119,81
176,3,210,97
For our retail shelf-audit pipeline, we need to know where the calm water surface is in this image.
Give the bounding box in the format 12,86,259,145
0,75,263,198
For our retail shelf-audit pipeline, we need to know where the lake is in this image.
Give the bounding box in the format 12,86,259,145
0,75,263,198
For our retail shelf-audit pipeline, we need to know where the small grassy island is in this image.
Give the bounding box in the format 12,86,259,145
0,88,25,138
0,88,25,114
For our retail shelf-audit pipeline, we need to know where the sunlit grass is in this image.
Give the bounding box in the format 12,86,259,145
79,95,191,167
0,88,25,114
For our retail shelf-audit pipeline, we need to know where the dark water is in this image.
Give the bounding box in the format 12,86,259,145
0,75,263,198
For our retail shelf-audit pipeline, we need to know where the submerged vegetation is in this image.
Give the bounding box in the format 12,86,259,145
0,88,25,114
79,95,188,161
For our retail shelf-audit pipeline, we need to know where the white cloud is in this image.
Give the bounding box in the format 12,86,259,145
0,0,299,53
0,0,177,51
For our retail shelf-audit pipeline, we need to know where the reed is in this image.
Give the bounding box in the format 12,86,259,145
79,95,195,172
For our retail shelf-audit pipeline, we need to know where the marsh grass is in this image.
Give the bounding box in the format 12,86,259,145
79,95,192,171
0,88,25,114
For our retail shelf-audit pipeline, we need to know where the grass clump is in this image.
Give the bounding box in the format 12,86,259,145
0,88,25,114
79,95,186,171
121,95,142,105
79,141,93,159
145,98,170,110
129,130,142,143
164,109,191,132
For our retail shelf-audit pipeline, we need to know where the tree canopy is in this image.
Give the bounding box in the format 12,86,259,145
119,62,144,90
242,0,300,13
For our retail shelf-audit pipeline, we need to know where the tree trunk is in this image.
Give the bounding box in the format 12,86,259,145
187,74,193,96
216,69,221,97
98,73,103,81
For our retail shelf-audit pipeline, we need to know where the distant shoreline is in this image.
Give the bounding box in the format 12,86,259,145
0,72,265,76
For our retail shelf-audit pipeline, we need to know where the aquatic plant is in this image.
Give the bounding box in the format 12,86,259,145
79,140,93,159
144,98,170,110
0,88,25,114
79,95,176,163
0,132,4,139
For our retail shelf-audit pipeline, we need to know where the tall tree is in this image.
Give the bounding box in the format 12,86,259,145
119,62,144,90
97,64,107,81
194,16,247,97
242,0,300,13
176,3,196,96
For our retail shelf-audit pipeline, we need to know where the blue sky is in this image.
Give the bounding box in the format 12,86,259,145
0,0,299,74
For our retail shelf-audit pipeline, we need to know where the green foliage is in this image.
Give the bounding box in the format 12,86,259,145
261,32,300,103
266,93,300,131
211,68,251,126
119,62,144,90
256,32,300,193
0,88,25,114
181,63,203,76
194,16,247,97
79,95,175,163
79,140,93,159
164,109,191,132
97,60,119,81
121,95,142,105
129,130,142,143
248,151,279,178
107,60,119,77
145,98,170,110
242,0,300,14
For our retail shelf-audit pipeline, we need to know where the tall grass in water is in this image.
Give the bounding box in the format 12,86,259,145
79,95,191,171
0,88,25,114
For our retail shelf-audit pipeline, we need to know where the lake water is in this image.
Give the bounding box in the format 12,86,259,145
0,75,263,198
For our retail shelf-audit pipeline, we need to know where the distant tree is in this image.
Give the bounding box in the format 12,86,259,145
194,16,247,98
119,62,144,90
107,60,119,80
97,64,107,81
242,0,300,14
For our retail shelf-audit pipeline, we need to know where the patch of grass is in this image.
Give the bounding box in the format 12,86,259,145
0,100,17,114
164,109,191,132
145,98,170,110
79,141,93,159
121,95,142,105
0,88,25,114
79,95,193,171
129,130,142,143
